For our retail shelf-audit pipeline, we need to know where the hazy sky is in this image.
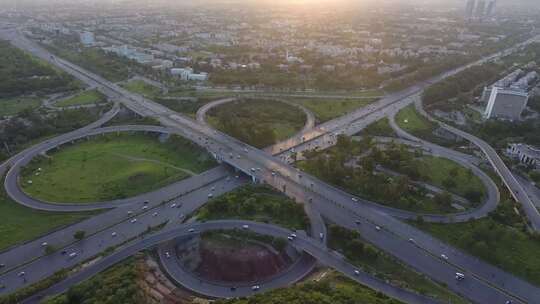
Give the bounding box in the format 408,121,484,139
0,0,538,9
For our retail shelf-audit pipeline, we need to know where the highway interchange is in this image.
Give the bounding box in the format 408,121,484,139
0,28,540,304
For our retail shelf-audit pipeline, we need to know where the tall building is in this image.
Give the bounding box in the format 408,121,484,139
484,87,529,120
476,0,486,18
486,0,496,16
465,0,476,18
483,70,536,121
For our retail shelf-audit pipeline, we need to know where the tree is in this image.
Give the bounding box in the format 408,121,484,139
434,192,453,208
44,244,56,255
73,230,86,241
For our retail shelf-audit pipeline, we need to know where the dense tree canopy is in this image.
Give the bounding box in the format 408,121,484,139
0,40,78,98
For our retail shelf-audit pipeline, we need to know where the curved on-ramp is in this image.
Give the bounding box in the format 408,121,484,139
382,107,501,223
22,220,440,304
195,97,316,154
412,99,540,231
4,125,182,212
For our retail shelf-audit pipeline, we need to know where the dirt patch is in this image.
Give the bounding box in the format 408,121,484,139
180,234,292,284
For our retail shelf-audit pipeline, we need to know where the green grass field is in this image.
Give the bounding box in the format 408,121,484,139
21,133,215,203
0,180,91,251
122,80,161,98
288,98,377,122
55,90,106,107
0,97,41,117
395,104,436,134
419,156,485,201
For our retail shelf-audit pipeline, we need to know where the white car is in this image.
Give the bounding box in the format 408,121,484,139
127,211,133,215
455,272,465,281
354,270,360,276
142,206,148,210
290,233,297,238
251,285,260,291
441,254,449,261
375,226,381,231
41,242,48,247
171,203,177,208
68,252,78,259
242,225,249,229
152,212,158,217
130,219,137,224
319,233,324,240
111,232,117,237
208,193,213,198
165,251,171,259
188,228,195,233
351,197,358,202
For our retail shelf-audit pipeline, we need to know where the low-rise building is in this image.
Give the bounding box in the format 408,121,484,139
170,67,208,81
80,31,95,46
507,143,540,168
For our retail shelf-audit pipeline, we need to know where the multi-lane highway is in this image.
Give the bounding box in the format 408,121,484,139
22,221,440,304
1,28,540,304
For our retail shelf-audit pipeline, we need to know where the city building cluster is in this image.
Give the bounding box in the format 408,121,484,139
22,3,530,89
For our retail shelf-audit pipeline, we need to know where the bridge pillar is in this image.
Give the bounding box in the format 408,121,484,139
251,175,258,184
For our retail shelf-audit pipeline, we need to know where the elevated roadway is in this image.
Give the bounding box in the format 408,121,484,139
2,29,540,304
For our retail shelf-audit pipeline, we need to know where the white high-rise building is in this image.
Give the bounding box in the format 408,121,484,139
483,70,536,121
484,87,529,120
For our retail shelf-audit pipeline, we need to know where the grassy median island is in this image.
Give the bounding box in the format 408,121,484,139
197,185,309,231
55,89,107,107
0,177,91,251
395,104,436,135
207,99,307,148
327,225,468,304
287,97,377,123
21,133,216,203
121,79,162,99
0,97,41,117
361,117,396,137
299,136,485,213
